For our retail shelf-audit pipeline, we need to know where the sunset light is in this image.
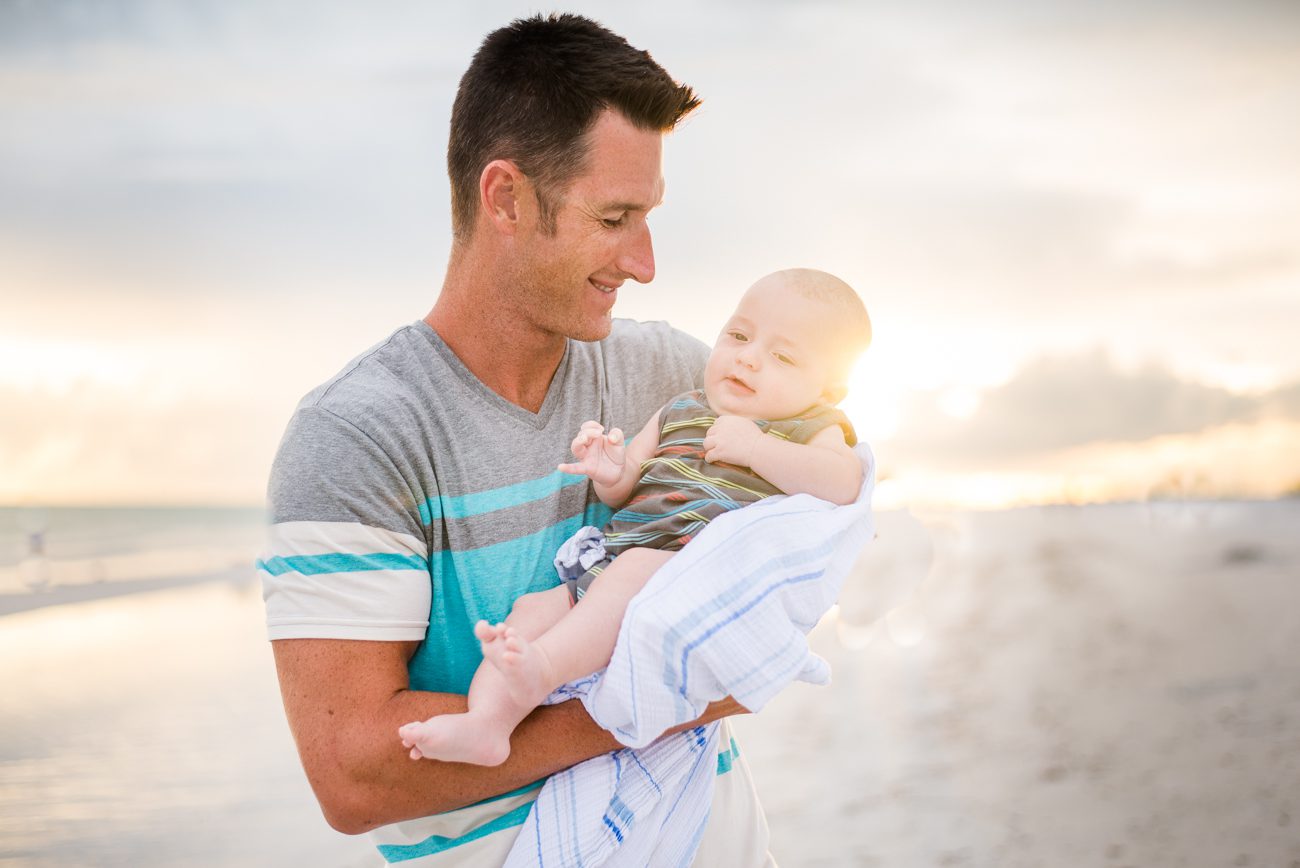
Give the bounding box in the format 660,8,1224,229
3,5,1298,866
4,2,1296,509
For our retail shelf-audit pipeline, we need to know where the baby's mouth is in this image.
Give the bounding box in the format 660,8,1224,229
725,375,755,394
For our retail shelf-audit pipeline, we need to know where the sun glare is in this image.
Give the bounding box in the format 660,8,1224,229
937,386,981,420
841,356,902,444
0,336,145,394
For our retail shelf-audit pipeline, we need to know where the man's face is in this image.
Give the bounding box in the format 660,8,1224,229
703,277,840,421
510,110,665,342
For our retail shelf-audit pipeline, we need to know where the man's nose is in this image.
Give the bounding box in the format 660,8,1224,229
617,219,655,284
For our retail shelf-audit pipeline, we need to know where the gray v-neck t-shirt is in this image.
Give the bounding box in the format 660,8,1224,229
260,317,707,694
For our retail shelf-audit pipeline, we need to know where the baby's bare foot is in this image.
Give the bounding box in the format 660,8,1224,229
474,619,507,648
479,624,557,707
398,715,510,767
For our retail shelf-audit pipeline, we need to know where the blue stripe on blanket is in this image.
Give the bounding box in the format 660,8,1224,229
610,508,842,741
661,727,718,833
675,529,839,698
376,801,534,862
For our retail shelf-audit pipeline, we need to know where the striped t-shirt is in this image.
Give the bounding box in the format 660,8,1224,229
259,319,771,863
602,388,857,554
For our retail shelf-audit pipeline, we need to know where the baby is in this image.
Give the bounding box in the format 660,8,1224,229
399,268,872,765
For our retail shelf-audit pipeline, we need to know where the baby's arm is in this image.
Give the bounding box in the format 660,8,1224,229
558,412,661,507
704,418,862,505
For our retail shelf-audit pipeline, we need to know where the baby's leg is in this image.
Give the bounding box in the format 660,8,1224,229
484,548,674,705
398,586,572,765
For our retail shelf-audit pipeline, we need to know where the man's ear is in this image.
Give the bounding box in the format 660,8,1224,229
480,159,527,236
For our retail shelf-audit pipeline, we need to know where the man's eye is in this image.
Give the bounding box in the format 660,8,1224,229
601,214,628,228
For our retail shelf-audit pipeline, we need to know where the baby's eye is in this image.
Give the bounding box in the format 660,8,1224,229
728,331,749,342
775,353,795,365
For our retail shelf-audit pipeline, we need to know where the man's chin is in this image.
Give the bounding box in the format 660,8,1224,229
567,316,614,343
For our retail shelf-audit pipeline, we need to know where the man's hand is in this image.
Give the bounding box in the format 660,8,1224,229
558,420,626,486
703,415,764,467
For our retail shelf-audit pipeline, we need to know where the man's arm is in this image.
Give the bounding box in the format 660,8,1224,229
273,548,746,835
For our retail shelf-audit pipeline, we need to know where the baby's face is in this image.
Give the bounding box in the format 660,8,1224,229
703,277,841,421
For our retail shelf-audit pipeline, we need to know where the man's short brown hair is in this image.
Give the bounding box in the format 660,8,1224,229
448,13,700,239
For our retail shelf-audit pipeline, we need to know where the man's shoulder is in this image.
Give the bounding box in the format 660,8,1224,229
605,317,704,351
269,323,442,522
599,318,708,371
294,322,438,430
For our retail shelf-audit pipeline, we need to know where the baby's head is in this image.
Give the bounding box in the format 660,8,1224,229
703,268,872,420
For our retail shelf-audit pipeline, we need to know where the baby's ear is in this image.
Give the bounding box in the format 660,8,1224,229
821,382,848,406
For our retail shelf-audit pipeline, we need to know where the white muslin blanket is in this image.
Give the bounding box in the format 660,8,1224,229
505,445,877,867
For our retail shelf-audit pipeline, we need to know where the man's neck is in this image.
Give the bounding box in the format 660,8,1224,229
426,254,567,415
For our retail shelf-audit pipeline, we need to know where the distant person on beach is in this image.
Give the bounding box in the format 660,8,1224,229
398,268,871,767
260,14,777,865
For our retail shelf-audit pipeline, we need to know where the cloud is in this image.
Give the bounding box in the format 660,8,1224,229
1267,381,1300,419
0,377,283,505
3,0,1300,507
886,350,1299,468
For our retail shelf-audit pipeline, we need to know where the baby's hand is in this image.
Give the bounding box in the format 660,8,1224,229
703,416,764,467
558,420,626,487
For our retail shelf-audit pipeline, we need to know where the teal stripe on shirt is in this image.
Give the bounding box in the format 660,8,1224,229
414,516,587,694
256,552,427,576
375,800,535,862
419,470,587,523
716,737,741,775
411,500,612,696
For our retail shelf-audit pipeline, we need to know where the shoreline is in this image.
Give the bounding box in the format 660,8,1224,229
0,567,257,618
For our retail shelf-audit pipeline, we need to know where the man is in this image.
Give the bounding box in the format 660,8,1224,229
260,13,774,865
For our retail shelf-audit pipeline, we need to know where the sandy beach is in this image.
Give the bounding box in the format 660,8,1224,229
736,501,1300,867
2,499,1297,866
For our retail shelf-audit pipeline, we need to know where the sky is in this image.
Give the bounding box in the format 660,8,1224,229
2,0,1298,508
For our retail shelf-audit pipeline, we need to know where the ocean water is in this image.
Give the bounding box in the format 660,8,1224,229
0,506,374,866
0,507,266,605
2,501,1298,866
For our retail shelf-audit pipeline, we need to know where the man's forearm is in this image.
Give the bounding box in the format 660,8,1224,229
273,638,625,834
272,558,751,834
337,692,745,831
359,692,623,828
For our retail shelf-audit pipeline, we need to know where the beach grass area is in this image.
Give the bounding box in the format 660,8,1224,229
2,501,1297,866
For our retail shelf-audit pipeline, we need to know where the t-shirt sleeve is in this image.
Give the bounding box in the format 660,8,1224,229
258,405,432,641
